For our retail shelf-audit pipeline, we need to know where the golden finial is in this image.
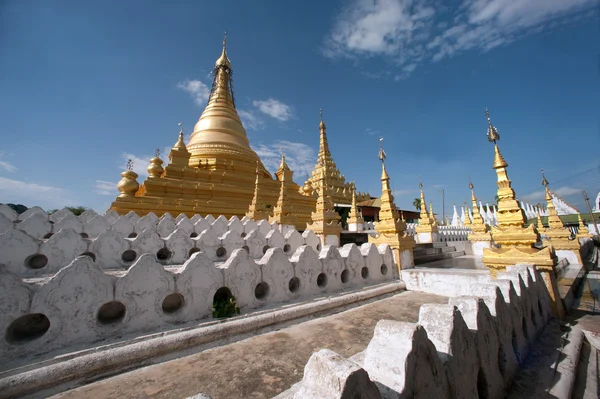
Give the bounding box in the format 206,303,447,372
215,32,231,68
541,168,549,187
127,159,133,171
378,136,386,163
178,122,184,134
222,30,227,51
418,175,423,189
155,148,160,158
320,108,323,121
468,175,474,190
486,108,500,143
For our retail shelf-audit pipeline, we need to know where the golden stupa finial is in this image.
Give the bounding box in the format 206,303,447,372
486,108,500,144
155,148,160,158
127,159,133,171
378,136,386,164
418,175,423,190
541,168,549,187
319,108,326,132
468,175,474,190
215,31,231,69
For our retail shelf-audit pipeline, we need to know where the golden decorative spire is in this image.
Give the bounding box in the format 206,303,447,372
318,108,330,157
577,213,590,237
418,177,431,223
147,148,165,178
117,159,140,197
486,109,508,169
270,162,298,227
347,182,364,228
247,161,271,221
279,152,291,171
378,136,386,163
215,31,231,69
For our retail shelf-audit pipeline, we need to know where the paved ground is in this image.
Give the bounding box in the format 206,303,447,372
51,291,447,399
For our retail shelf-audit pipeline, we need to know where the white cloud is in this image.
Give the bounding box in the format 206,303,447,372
252,140,316,177
0,150,16,172
238,109,264,131
95,180,117,196
0,160,16,172
324,0,597,77
252,99,295,121
0,176,75,209
177,79,210,106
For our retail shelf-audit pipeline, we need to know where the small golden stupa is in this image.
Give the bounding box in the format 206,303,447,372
302,110,371,205
539,170,583,263
346,182,364,231
480,109,561,316
306,168,342,246
246,161,271,221
467,178,491,239
270,154,299,228
368,138,415,269
110,35,315,228
415,178,438,243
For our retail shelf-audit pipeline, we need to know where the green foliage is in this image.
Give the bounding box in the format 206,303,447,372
412,198,421,211
212,295,240,318
6,203,28,214
66,206,88,216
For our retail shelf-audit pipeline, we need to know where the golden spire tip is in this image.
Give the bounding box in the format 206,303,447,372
127,159,133,171
468,175,474,190
541,168,549,187
223,31,227,50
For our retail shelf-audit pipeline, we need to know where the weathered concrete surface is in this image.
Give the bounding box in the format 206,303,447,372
50,291,447,399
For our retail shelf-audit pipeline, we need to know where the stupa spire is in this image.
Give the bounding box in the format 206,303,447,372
468,179,489,233
318,108,330,158
306,167,342,246
187,34,259,167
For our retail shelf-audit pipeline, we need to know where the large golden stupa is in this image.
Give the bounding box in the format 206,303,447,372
110,36,368,228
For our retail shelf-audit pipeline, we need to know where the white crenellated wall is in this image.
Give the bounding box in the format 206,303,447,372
0,241,397,369
277,265,553,399
0,208,326,278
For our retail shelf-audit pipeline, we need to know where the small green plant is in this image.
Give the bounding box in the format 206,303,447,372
212,295,240,318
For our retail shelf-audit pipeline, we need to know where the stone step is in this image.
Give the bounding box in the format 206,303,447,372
413,250,465,265
413,246,457,256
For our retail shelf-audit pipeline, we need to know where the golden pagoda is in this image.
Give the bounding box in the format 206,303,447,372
109,35,315,229
480,109,561,315
303,110,371,205
539,170,583,263
415,178,438,243
306,168,342,246
368,138,415,269
347,182,364,231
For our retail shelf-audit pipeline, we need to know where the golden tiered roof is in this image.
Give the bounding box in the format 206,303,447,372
303,110,371,205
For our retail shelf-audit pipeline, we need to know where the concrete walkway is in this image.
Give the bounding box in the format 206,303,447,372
52,291,447,399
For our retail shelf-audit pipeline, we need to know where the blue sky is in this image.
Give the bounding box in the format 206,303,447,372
1,0,599,217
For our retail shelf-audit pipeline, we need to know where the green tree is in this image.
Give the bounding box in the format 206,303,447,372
66,206,88,216
413,197,421,211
